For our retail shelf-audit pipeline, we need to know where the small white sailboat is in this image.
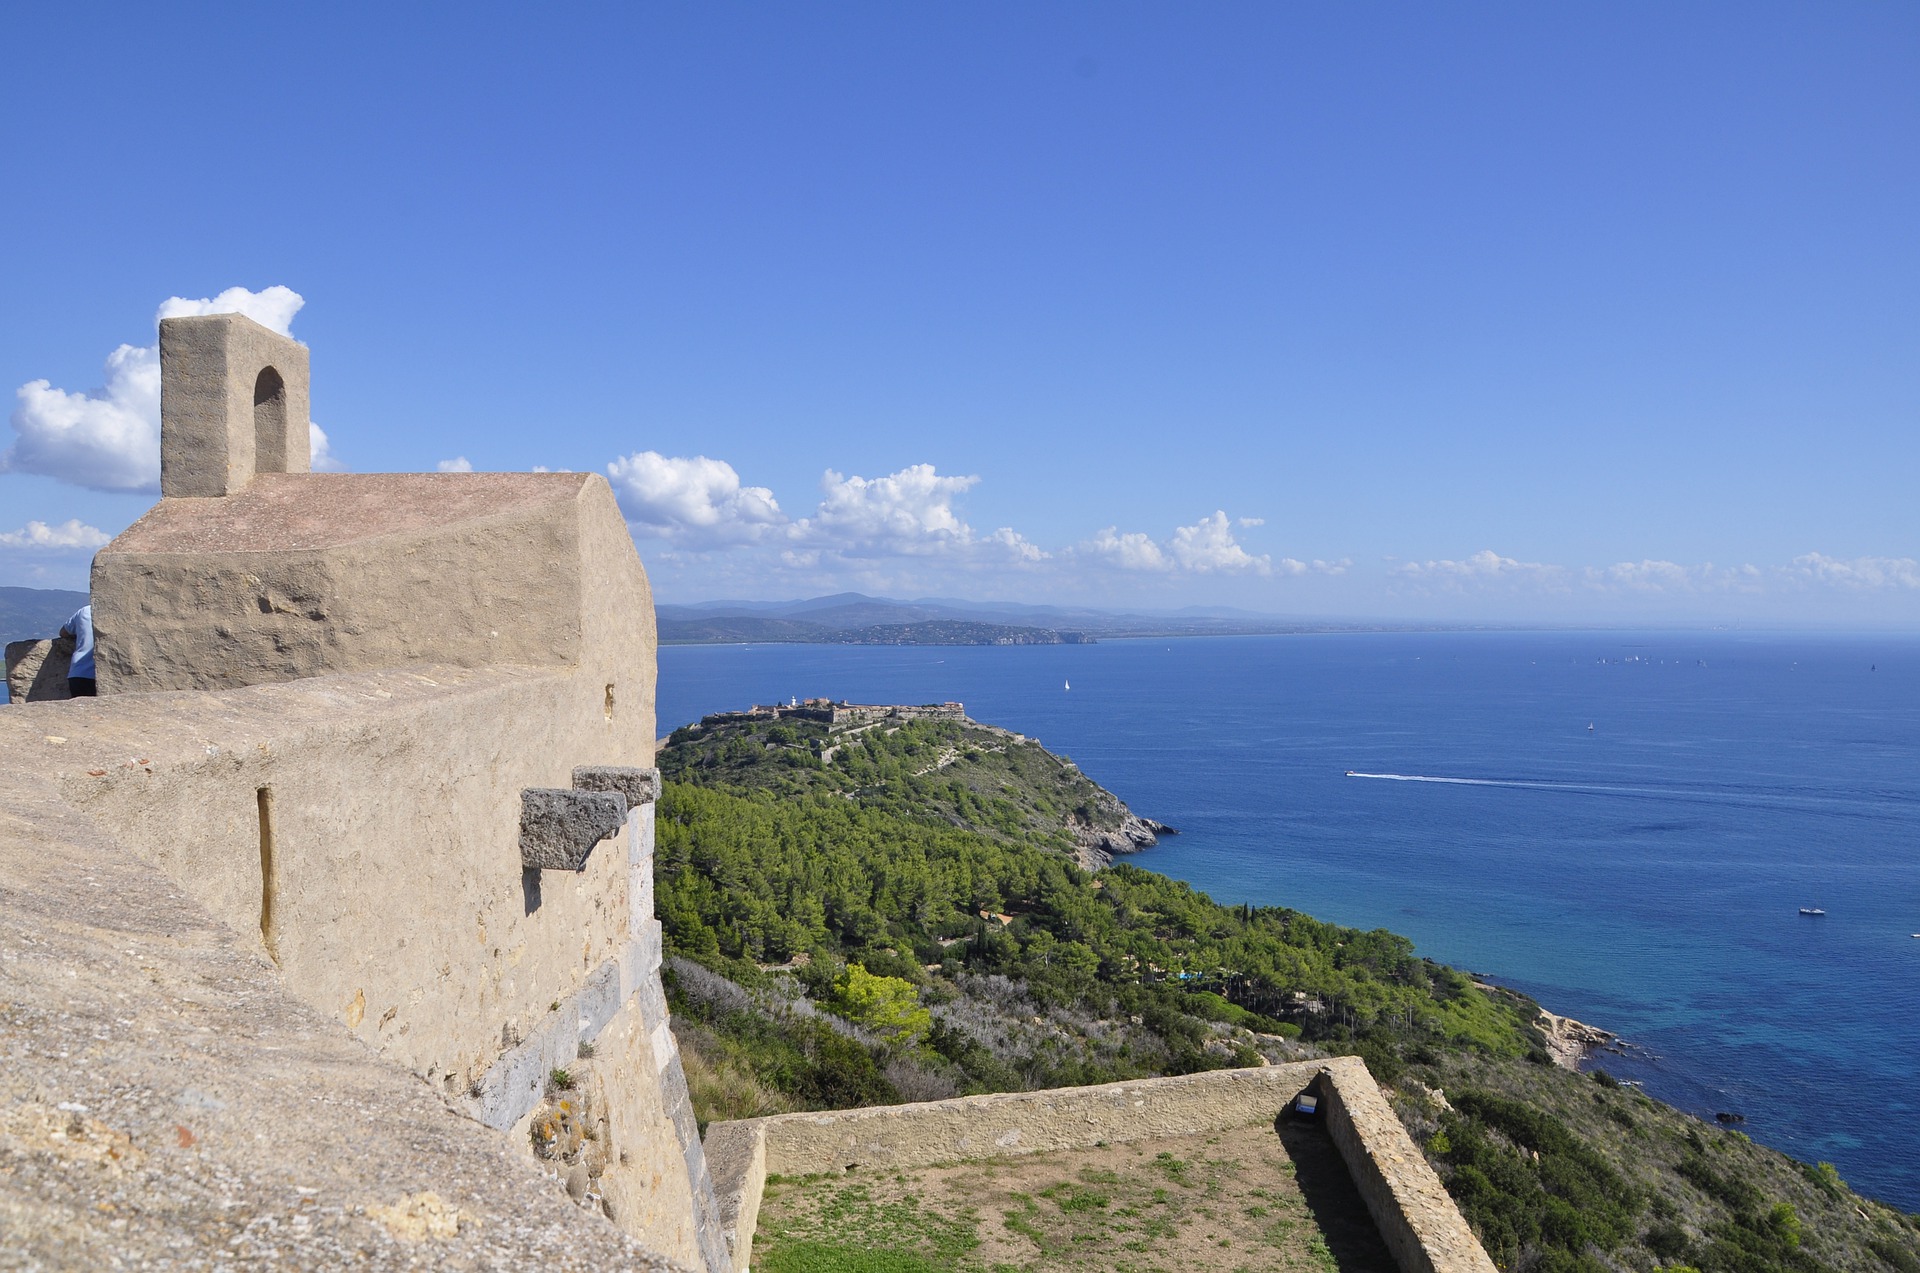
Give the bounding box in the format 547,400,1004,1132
1587,722,1595,733
1064,679,1071,691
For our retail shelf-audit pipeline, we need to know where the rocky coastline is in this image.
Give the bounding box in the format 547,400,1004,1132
1073,813,1178,870
1535,1006,1618,1070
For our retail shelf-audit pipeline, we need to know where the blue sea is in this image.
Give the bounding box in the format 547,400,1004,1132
658,630,1920,1211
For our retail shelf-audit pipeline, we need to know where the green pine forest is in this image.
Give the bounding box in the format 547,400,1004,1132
656,710,1920,1273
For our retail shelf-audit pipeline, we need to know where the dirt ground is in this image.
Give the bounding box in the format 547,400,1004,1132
751,1117,1396,1272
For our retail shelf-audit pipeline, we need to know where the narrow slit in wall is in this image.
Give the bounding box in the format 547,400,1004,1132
257,786,279,964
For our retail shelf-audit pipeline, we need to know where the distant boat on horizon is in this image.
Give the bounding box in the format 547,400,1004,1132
1064,679,1070,691
1800,907,1826,916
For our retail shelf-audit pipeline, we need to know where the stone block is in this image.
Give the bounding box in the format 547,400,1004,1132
628,803,657,939
704,1120,768,1272
5,636,73,703
468,1002,581,1132
159,313,311,498
519,788,627,871
637,948,669,1027
575,957,624,1043
573,765,660,807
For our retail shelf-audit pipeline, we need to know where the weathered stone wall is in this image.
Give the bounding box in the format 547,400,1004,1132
703,1120,768,1272
760,1063,1324,1173
0,749,688,1271
3,316,714,1268
827,701,967,730
90,473,648,695
1317,1059,1498,1273
157,312,312,498
4,663,724,1269
54,666,628,1094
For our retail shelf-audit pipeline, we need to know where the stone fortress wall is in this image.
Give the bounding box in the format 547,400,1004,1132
3,314,1494,1273
696,698,968,734
4,313,723,1270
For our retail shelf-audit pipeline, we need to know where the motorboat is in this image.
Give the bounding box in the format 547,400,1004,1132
1799,907,1826,916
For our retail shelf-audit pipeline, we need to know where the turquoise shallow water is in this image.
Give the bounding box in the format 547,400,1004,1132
658,630,1920,1209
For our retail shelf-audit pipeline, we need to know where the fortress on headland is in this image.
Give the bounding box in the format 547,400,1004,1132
2,315,1496,1271
698,698,969,732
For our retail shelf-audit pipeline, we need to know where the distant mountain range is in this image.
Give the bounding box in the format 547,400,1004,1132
1,584,1442,653
0,587,87,648
655,592,1368,645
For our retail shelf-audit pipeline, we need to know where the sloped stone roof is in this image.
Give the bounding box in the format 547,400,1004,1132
105,471,595,555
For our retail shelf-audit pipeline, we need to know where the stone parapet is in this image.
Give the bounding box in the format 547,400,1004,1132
1316,1058,1498,1273
705,1059,1495,1273
0,751,686,1270
756,1064,1323,1173
704,1120,768,1272
4,635,72,703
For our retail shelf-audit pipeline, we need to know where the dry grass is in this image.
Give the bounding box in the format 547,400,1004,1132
676,1020,795,1124
753,1122,1395,1272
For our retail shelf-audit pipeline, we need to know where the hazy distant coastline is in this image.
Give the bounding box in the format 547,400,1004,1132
656,591,1523,645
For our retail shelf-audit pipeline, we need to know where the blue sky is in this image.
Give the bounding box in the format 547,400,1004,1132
2,4,1915,622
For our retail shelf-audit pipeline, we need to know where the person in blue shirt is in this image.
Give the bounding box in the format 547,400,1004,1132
60,604,96,697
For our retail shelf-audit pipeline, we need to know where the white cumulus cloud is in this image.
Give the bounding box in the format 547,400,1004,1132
3,286,325,492
156,285,303,335
1082,527,1170,572
1783,553,1920,590
310,422,344,473
798,465,979,557
1167,511,1273,575
1579,559,1765,594
4,342,162,491
607,451,786,547
607,453,1049,573
792,463,1046,562
0,519,112,550
1584,559,1701,591
1080,511,1271,575
436,456,475,473
984,525,1048,563
1392,549,1568,590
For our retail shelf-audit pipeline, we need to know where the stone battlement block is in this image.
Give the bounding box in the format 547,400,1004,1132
160,312,311,498
520,788,627,871
573,765,660,807
5,636,74,703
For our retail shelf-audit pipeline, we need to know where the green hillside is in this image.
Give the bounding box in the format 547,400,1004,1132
657,711,1920,1272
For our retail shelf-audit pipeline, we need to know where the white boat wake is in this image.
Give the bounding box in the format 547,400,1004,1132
1341,770,1910,819
1345,771,1689,798
1347,772,1504,786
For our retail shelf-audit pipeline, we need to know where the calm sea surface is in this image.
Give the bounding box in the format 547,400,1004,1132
658,630,1920,1209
